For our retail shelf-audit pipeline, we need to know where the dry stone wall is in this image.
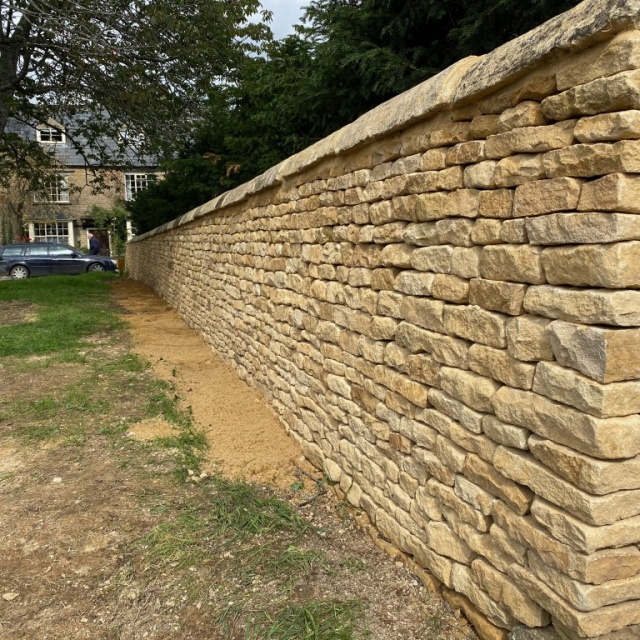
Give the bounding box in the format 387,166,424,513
127,2,640,638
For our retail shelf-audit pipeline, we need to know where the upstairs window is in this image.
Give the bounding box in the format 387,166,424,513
34,176,70,203
124,173,151,201
37,126,65,144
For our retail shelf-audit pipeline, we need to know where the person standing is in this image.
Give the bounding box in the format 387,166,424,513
88,231,101,255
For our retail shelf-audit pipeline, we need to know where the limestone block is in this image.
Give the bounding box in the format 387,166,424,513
491,386,640,459
370,268,396,290
494,154,546,188
380,243,414,268
463,453,533,515
479,189,513,218
439,366,501,413
451,247,482,279
470,114,501,139
480,245,545,284
542,242,640,288
464,161,498,189
420,147,448,171
441,588,510,640
527,212,640,245
406,353,441,386
400,296,445,332
373,365,428,407
403,221,438,246
493,501,640,585
542,70,640,120
373,221,407,243
447,420,498,463
414,484,442,520
578,173,640,213
411,245,453,273
523,285,640,326
414,446,456,485
493,446,640,526
431,274,470,303
436,218,474,246
575,110,640,143
528,436,640,495
394,270,434,296
486,121,575,159
371,200,400,224
430,387,483,432
368,315,398,341
513,177,583,217
556,31,640,92
508,564,640,638
469,344,536,390
427,478,492,532
455,475,497,516
531,498,640,555
471,219,503,245
500,219,528,243
533,361,640,418
446,140,487,165
542,140,640,178
483,415,530,450
469,279,528,316
548,320,640,383
396,321,471,368
444,304,508,349
430,121,472,147
405,167,464,194
498,101,548,132
435,434,468,471
472,558,551,627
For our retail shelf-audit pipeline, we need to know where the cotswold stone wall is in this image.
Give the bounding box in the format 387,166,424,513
128,2,640,638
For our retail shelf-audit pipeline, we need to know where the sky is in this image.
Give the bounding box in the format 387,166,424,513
258,0,307,39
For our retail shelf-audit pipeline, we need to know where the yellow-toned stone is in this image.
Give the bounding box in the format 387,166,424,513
486,121,575,159
578,173,640,213
469,344,536,390
575,110,640,142
493,154,546,188
543,140,640,178
479,189,513,218
444,304,507,349
527,212,640,245
513,177,583,217
469,279,527,316
480,245,545,284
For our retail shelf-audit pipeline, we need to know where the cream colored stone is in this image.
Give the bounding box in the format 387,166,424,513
542,241,640,288
370,268,396,290
393,270,434,296
578,173,640,213
377,290,404,318
405,167,464,194
491,386,640,459
451,247,482,279
575,110,640,142
543,140,640,178
403,221,438,246
440,588,509,640
482,415,530,450
494,446,640,526
486,121,575,159
528,436,640,495
420,147,448,171
548,320,640,383
411,245,453,273
493,154,546,188
531,497,640,554
430,121,472,147
444,304,507,349
470,114,501,139
472,558,551,627
533,361,640,418
400,296,444,332
414,446,456,485
480,245,545,284
446,140,487,165
464,161,498,189
498,101,548,132
463,453,533,515
471,219,503,244
455,475,497,516
379,243,413,268
431,274,470,303
513,177,583,217
479,189,513,218
436,218,474,246
542,70,640,120
469,344,536,390
439,366,500,413
427,478,492,532
373,365,429,407
427,520,476,563
396,321,471,368
435,434,467,472
406,353,441,386
500,219,528,243
523,285,640,326
527,212,640,245
469,279,528,316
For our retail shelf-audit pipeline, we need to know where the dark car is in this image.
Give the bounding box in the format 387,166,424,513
0,243,118,280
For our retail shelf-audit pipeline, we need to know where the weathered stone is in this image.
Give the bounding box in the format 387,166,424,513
494,446,640,526
380,243,414,268
427,521,476,563
451,247,482,279
513,177,583,217
411,245,453,273
523,285,640,327
396,321,471,368
548,320,640,383
542,70,640,120
394,270,434,296
420,147,448,171
483,415,530,450
403,221,439,246
441,588,509,640
575,110,640,142
439,366,500,413
444,304,508,349
578,173,640,213
373,365,429,407
446,140,487,165
531,497,640,554
469,279,528,316
492,386,640,460
427,478,492,532
479,189,513,218
471,219,503,244
414,446,456,485
543,140,640,178
486,121,575,159
498,101,548,132
435,434,467,471
494,154,546,188
405,167,464,193
480,245,545,284
430,121,472,147
527,212,640,245
500,219,528,243
431,274,470,303
470,114,501,139
400,296,445,332
533,361,640,418
464,161,498,189
469,344,536,390
455,475,497,516
436,218,475,246
528,436,640,495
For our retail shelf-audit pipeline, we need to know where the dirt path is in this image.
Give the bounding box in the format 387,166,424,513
113,279,309,488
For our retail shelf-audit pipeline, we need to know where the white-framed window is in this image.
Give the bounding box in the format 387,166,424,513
124,173,151,201
36,126,66,144
31,222,70,244
34,176,70,203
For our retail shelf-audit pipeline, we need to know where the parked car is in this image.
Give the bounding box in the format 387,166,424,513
0,243,118,279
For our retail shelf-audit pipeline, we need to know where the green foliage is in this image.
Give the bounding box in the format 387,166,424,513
89,203,129,256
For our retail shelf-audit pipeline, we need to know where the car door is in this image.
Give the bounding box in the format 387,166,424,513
24,244,52,275
48,244,85,275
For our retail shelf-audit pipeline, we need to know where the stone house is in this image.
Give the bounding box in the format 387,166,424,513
2,118,159,255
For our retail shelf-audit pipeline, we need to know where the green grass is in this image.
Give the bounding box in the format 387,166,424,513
0,273,122,357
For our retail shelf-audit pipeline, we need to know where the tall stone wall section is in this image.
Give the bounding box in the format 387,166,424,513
127,3,640,638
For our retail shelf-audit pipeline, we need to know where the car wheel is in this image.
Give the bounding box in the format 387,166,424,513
87,263,105,272
9,265,29,280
